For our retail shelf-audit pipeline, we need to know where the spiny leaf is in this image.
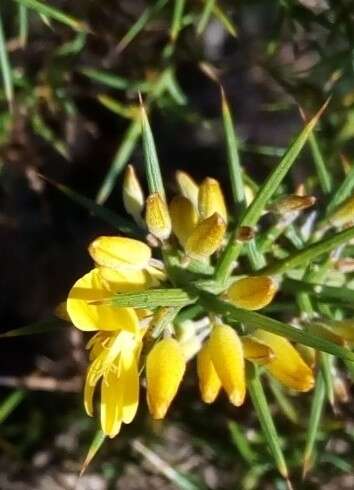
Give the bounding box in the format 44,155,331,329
80,68,150,92
303,374,326,478
80,429,106,477
91,288,196,309
197,0,216,35
326,158,354,214
247,364,289,480
0,318,64,338
12,0,89,32
263,226,354,275
171,0,186,41
0,390,26,424
0,10,13,110
40,175,140,236
198,291,354,362
228,420,258,465
140,97,165,198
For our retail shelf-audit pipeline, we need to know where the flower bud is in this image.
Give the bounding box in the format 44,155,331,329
269,194,316,215
185,213,226,260
146,338,186,419
208,324,245,406
176,170,199,208
253,330,314,392
123,165,145,224
54,301,70,321
198,177,227,223
89,236,151,271
227,276,277,311
169,195,198,247
197,342,221,403
145,193,172,241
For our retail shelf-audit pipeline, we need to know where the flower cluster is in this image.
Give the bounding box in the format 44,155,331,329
65,167,317,438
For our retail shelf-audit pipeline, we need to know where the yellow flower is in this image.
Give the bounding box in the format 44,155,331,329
123,165,145,225
84,328,143,438
198,177,228,223
175,170,199,208
227,276,277,310
146,338,186,419
145,193,172,241
169,195,199,247
207,324,246,406
67,268,139,332
253,330,314,392
197,342,221,403
89,236,151,271
185,213,226,261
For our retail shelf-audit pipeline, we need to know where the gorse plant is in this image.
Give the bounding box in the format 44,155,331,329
54,95,354,484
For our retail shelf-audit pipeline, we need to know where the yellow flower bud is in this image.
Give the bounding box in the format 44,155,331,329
208,324,246,406
89,236,151,271
197,342,221,403
329,195,354,228
242,336,274,365
169,195,199,247
227,276,277,311
269,194,316,215
146,338,186,419
185,213,226,260
198,177,227,223
123,165,145,224
253,330,314,392
145,193,172,241
176,170,199,208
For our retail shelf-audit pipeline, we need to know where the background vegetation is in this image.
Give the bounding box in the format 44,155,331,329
1,1,354,489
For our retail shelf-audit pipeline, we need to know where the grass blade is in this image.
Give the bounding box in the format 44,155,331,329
228,420,258,465
268,378,299,424
308,132,332,195
80,429,105,477
171,0,186,41
215,100,329,283
18,4,29,47
247,364,289,480
13,0,89,32
212,3,237,37
0,390,26,424
221,87,245,214
197,0,216,35
41,175,140,235
198,290,354,362
326,158,354,214
140,97,165,198
302,373,326,478
79,68,150,92
262,225,354,275
0,10,14,110
0,318,64,338
117,0,168,53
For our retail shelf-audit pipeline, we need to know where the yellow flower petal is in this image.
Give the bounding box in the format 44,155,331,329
98,266,151,292
185,213,226,260
146,338,186,419
145,193,172,241
169,195,199,247
89,236,151,271
176,170,199,208
100,371,123,438
208,324,245,406
84,370,95,416
242,336,274,365
227,276,277,310
197,342,221,403
121,349,140,424
253,330,314,392
198,177,227,223
67,268,139,332
123,164,145,224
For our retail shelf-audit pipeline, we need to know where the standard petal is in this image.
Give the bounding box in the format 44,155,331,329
227,276,277,311
208,324,246,407
146,338,186,419
89,236,151,271
67,268,139,331
197,342,221,404
253,330,314,392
